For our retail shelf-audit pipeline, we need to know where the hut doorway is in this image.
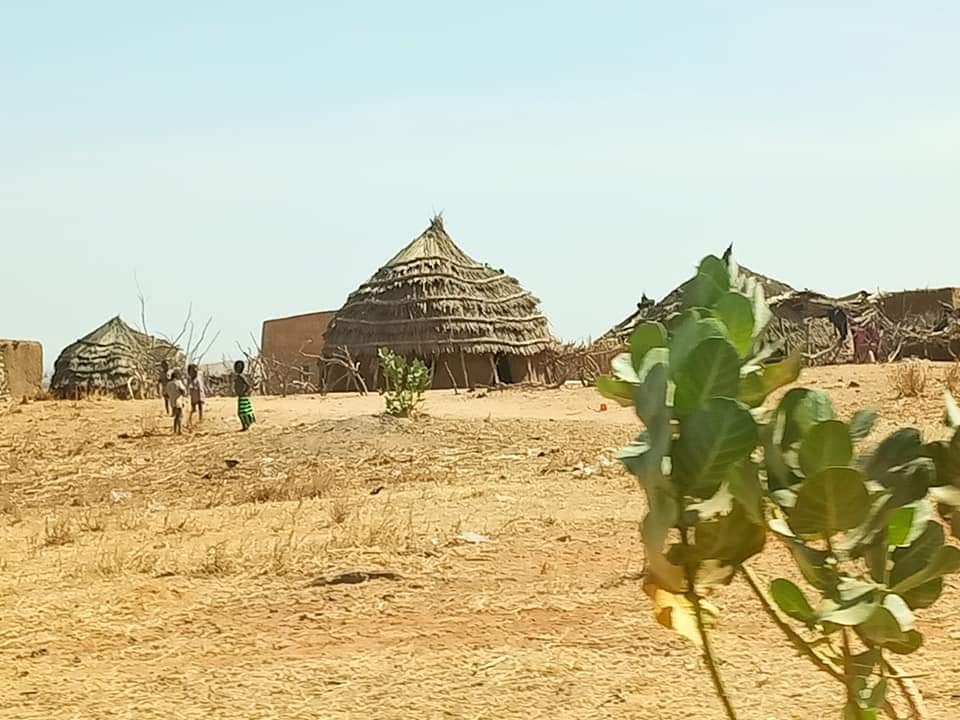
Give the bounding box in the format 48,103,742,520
495,353,514,385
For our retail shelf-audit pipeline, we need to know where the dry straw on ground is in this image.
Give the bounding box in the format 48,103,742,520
2,376,960,719
892,359,929,397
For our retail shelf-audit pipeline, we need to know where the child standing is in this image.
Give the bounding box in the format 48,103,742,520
159,359,171,415
165,369,187,435
187,364,206,427
234,360,256,431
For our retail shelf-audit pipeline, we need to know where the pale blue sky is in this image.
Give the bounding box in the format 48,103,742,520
2,2,958,367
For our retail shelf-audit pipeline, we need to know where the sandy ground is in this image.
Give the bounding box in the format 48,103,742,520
1,363,959,719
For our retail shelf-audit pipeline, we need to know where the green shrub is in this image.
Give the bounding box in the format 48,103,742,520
599,254,960,719
378,349,431,417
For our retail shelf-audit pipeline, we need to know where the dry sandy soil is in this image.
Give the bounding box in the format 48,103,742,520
1,364,959,719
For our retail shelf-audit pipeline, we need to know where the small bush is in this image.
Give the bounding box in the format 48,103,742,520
893,359,928,397
378,348,431,417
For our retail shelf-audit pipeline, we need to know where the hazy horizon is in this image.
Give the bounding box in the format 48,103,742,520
3,2,958,368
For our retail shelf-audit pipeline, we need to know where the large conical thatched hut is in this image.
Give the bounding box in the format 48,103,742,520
51,316,181,399
324,216,555,390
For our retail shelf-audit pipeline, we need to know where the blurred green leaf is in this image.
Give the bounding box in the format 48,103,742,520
836,577,881,604
865,429,922,488
887,504,930,548
596,375,635,407
892,545,960,594
890,521,945,589
945,390,960,429
849,409,878,442
923,437,960,487
632,364,672,459
857,596,916,649
790,467,870,536
799,420,853,478
770,578,816,624
683,256,730,309
729,461,764,525
670,317,728,369
642,484,680,552
673,337,740,417
738,352,802,408
714,292,754,356
691,499,766,579
746,277,772,340
612,353,642,384
770,521,833,589
818,597,878,626
674,398,758,498
901,578,943,610
777,388,835,447
629,322,668,373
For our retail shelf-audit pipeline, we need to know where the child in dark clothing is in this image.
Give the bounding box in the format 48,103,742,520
159,359,171,415
234,360,256,431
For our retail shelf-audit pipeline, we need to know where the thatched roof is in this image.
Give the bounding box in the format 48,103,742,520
324,216,554,357
50,316,181,398
603,262,798,342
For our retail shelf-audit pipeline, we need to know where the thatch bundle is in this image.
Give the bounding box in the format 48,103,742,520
325,216,554,361
50,316,181,399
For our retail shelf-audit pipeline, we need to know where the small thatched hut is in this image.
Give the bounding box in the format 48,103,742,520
50,316,181,399
323,216,555,390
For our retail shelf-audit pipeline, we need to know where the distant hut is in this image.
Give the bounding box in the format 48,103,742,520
50,316,181,399
600,256,868,365
603,262,798,343
323,216,555,390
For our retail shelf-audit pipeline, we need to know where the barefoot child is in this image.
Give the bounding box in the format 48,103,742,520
165,369,187,435
187,364,206,426
234,360,256,431
159,359,171,415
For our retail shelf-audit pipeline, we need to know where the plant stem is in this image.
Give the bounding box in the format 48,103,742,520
883,659,927,720
682,530,738,720
841,628,858,707
740,566,843,681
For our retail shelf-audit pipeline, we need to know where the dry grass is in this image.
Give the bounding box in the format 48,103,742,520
892,359,929,398
39,514,74,546
2,376,960,719
946,362,960,397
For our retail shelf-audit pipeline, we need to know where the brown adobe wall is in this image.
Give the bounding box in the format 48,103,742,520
0,340,44,400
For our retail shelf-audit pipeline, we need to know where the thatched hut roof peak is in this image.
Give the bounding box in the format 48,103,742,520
384,214,480,269
324,217,554,357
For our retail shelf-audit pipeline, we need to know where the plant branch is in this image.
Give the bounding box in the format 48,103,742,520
883,658,927,720
741,566,921,720
682,530,738,720
740,566,843,681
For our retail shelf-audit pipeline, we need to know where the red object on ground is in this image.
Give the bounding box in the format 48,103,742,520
600,403,608,412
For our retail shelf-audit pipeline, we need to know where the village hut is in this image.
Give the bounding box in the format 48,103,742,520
323,215,555,390
600,254,869,365
50,316,181,399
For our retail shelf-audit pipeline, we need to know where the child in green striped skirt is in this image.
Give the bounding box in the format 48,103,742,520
233,360,256,431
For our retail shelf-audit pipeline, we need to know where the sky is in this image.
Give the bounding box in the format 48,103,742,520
2,2,959,369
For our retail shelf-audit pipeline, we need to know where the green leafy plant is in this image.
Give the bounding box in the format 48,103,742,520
598,255,960,719
378,348,432,417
